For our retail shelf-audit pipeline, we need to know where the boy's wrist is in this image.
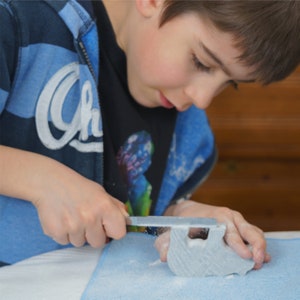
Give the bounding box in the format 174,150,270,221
165,199,197,217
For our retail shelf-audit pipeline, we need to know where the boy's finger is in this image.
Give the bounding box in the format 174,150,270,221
68,229,86,247
154,230,170,262
236,222,269,267
102,209,127,240
224,228,253,260
85,223,107,248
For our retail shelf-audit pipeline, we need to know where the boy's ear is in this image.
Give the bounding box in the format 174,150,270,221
135,0,164,18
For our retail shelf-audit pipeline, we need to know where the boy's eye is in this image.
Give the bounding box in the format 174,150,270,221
191,53,239,90
228,80,239,90
192,53,210,72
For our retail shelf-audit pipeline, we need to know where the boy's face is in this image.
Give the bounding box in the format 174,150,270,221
124,3,256,111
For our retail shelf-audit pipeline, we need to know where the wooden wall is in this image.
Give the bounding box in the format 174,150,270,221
192,67,300,232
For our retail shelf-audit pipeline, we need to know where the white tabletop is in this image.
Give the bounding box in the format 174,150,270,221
0,231,299,300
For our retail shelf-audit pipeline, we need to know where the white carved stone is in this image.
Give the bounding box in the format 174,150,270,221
167,224,254,277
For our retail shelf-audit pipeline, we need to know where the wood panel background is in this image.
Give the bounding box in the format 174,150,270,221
192,67,300,232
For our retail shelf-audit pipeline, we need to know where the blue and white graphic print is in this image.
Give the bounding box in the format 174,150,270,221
155,105,214,215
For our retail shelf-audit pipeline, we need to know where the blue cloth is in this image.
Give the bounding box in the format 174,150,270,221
81,232,300,300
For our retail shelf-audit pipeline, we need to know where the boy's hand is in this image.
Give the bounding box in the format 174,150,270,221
32,166,128,249
0,146,128,249
154,200,271,270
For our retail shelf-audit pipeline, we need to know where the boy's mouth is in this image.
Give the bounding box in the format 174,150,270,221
159,92,174,109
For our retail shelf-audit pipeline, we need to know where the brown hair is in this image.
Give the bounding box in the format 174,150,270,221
160,1,300,85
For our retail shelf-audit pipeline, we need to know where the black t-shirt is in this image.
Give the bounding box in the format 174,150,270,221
92,1,177,215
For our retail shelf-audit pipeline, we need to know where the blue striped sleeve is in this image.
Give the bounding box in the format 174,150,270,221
0,2,18,109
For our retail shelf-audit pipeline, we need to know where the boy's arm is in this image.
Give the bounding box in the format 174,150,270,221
155,199,270,270
0,145,128,247
0,3,128,251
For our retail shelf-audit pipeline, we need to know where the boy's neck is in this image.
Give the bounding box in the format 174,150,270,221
101,0,132,52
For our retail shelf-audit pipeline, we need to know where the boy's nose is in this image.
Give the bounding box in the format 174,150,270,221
183,83,216,110
183,74,228,110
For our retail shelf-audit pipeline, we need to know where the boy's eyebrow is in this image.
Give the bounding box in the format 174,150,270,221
201,42,255,83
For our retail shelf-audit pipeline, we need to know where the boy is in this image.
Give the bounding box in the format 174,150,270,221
0,0,299,269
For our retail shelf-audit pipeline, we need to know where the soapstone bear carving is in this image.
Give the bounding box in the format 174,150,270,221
167,224,254,277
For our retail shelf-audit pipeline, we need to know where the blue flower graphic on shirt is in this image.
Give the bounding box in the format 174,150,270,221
116,131,154,216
